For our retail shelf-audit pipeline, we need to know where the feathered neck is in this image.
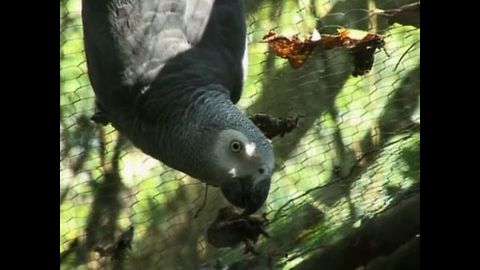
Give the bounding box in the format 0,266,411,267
110,83,259,184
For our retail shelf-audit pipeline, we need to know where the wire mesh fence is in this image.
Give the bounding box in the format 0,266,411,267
60,0,420,269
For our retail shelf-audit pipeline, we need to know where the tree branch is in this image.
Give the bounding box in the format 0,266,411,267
293,194,419,270
364,236,420,270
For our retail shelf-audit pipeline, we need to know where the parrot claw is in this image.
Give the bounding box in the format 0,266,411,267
91,102,110,125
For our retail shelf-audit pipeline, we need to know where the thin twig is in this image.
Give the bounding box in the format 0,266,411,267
394,41,419,71
194,184,209,218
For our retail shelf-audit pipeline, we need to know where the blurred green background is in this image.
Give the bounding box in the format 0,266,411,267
60,0,420,269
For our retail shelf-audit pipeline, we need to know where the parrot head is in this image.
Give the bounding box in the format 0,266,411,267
210,129,274,215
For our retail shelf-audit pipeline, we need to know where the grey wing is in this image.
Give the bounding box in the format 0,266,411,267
83,0,247,111
113,0,215,86
82,0,215,100
185,0,216,45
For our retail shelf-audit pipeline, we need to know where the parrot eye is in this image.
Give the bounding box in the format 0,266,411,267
230,140,243,153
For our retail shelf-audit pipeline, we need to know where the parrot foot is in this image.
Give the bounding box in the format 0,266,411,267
91,111,110,125
90,102,110,125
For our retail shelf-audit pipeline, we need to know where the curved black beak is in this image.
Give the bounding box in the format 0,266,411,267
220,175,271,215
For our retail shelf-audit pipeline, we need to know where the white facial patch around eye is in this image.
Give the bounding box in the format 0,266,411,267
228,168,237,178
245,142,256,157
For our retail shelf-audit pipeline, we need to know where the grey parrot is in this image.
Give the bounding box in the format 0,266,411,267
82,0,275,215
